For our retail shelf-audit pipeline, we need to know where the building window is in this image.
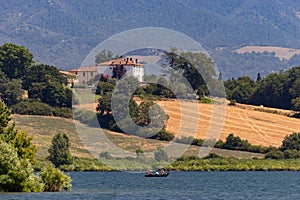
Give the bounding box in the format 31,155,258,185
91,72,93,76
83,72,85,77
83,81,85,84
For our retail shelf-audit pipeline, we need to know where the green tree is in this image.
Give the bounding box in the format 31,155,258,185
48,133,73,167
97,92,113,115
281,133,300,151
225,76,256,103
222,133,251,150
0,43,33,79
95,50,114,64
292,97,300,111
95,81,115,95
23,64,67,90
0,140,44,192
0,79,24,106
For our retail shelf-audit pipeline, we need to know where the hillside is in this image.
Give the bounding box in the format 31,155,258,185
157,100,300,147
75,99,300,147
1,0,300,78
11,114,264,160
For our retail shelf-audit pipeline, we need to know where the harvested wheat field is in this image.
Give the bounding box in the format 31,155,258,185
156,100,300,147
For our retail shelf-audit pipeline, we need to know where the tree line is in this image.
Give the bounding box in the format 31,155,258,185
224,66,300,112
0,43,72,117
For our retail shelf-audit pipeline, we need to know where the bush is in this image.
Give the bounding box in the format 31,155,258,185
281,133,300,151
11,101,72,118
11,101,54,116
53,107,72,118
228,99,236,106
265,149,284,159
149,129,174,141
204,153,222,159
199,97,215,104
283,149,300,159
40,165,72,192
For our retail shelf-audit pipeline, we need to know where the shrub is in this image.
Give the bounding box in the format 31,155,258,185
53,107,72,118
204,153,222,159
40,165,72,192
199,97,215,104
11,101,54,116
149,129,174,141
265,149,284,159
229,99,236,106
281,133,300,151
11,101,72,118
283,149,300,159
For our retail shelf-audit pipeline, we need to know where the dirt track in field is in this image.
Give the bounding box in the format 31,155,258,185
156,100,300,147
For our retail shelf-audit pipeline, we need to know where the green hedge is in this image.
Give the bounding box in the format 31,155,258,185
11,101,72,118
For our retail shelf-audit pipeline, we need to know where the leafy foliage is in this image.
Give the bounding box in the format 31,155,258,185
0,43,33,79
11,101,72,118
281,133,300,151
48,133,73,167
225,66,300,111
95,50,115,64
40,165,72,192
24,64,71,108
0,140,43,192
0,79,24,106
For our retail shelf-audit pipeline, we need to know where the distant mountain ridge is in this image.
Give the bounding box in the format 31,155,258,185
1,0,300,79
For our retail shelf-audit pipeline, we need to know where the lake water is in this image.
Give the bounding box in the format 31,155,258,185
1,171,300,199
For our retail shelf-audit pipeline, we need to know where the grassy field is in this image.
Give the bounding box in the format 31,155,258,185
235,46,300,60
11,114,263,160
76,96,300,148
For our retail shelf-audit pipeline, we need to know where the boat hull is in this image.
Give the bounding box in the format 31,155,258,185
145,173,169,177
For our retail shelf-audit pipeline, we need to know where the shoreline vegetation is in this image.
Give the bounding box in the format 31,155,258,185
33,156,300,172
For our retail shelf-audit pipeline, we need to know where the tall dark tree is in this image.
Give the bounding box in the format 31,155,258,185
256,72,261,82
112,65,126,80
163,50,216,98
48,133,73,167
0,43,33,79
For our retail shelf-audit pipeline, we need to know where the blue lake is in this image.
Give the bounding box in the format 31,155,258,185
1,171,300,199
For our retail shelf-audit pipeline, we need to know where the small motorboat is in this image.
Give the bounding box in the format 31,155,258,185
145,169,170,177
